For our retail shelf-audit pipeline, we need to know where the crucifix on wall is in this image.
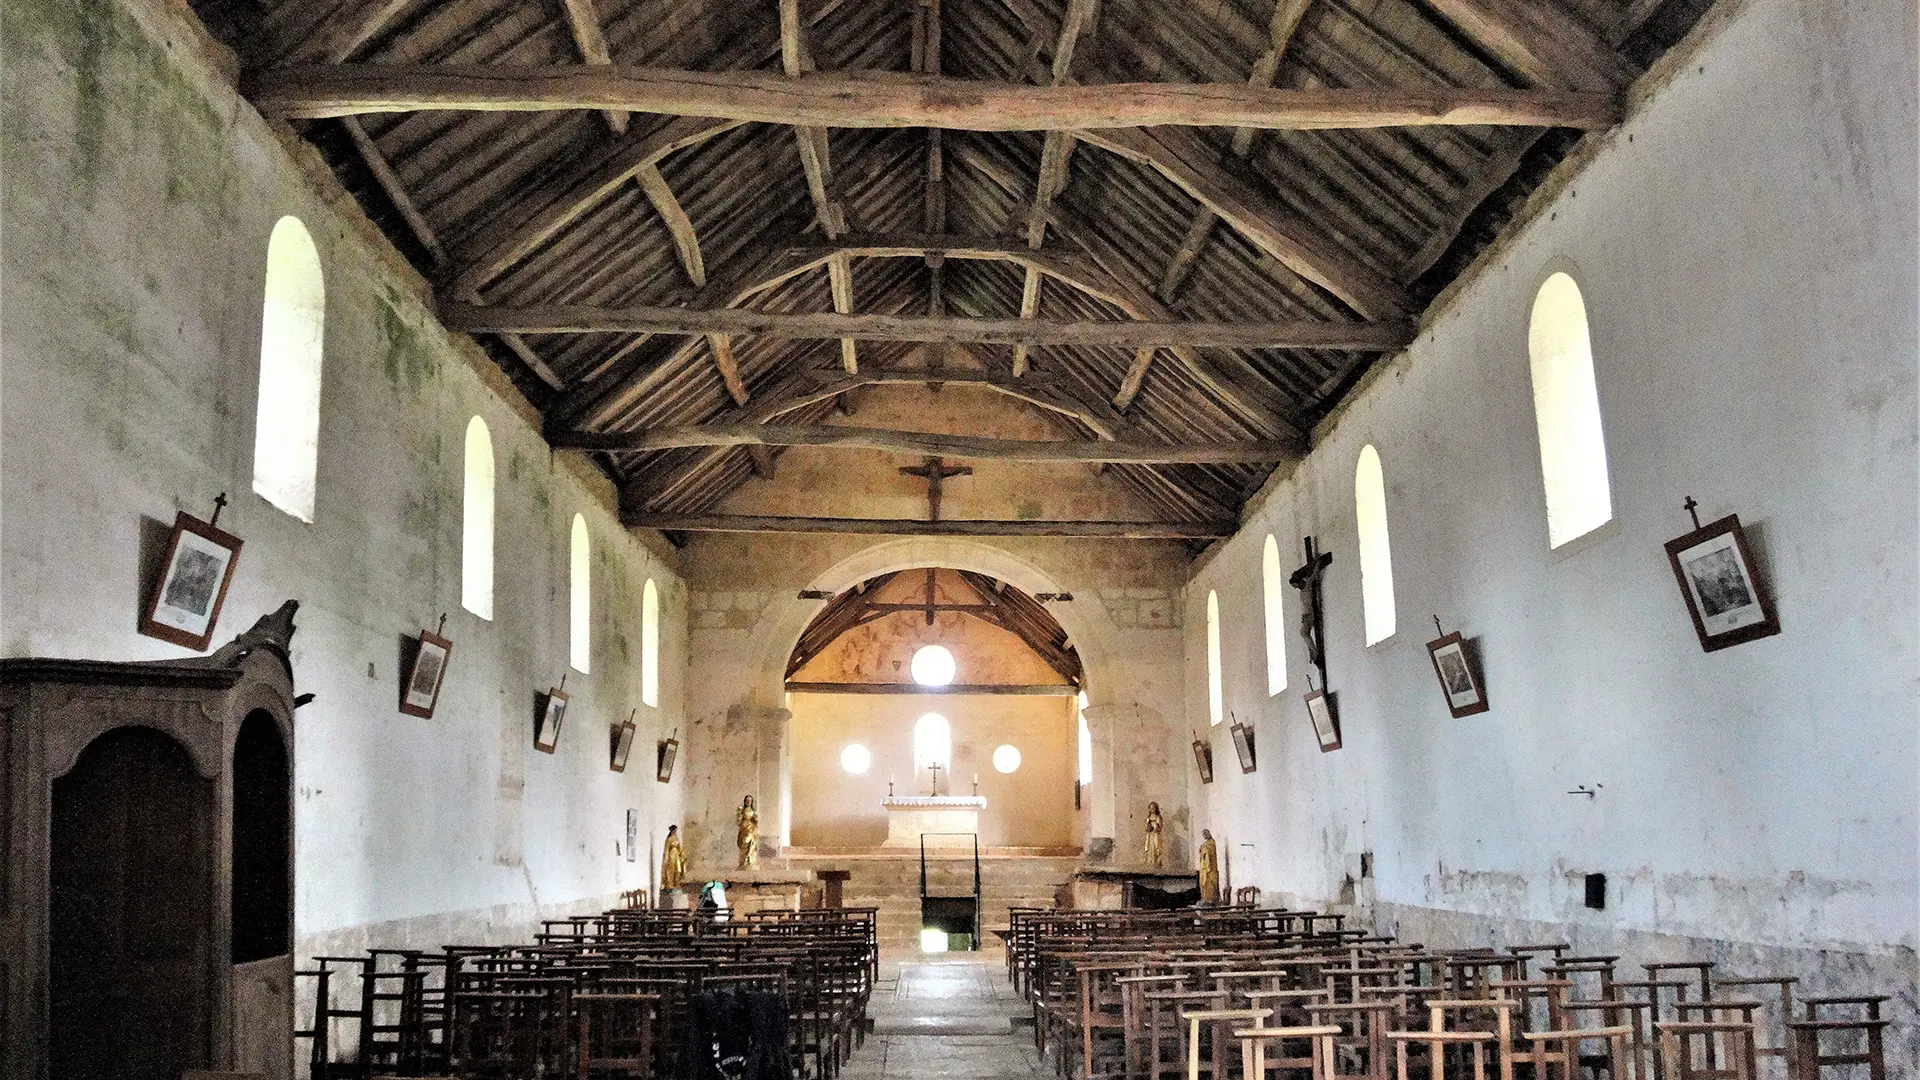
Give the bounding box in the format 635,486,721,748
1289,536,1333,692
900,455,972,521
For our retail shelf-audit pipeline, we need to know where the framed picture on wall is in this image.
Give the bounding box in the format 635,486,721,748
535,685,568,753
1305,690,1341,753
656,732,679,784
400,627,453,718
610,715,638,772
1664,513,1780,652
1426,631,1490,717
140,511,243,651
1228,719,1256,773
1191,733,1215,784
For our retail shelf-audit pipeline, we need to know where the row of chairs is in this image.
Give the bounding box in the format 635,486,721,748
1006,907,1892,1080
294,906,879,1079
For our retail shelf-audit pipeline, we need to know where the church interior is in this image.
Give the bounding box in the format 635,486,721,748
0,0,1913,1077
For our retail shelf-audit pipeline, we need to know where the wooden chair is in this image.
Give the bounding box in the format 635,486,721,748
1656,1021,1758,1080
1182,1007,1271,1080
574,992,659,1078
1387,1030,1499,1080
1305,1000,1395,1080
1712,978,1797,1078
1236,1023,1343,1080
1520,1025,1637,1080
1788,996,1890,1080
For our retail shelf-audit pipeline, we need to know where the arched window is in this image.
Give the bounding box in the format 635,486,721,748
251,216,325,521
914,713,951,777
1262,535,1287,695
641,578,660,708
461,417,494,620
1529,272,1613,547
1205,590,1224,726
1355,445,1396,644
569,514,591,673
1076,691,1093,785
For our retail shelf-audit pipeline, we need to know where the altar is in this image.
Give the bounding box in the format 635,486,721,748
881,795,987,848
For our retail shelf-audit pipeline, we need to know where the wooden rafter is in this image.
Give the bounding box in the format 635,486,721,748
779,0,858,375
439,301,1416,350
552,423,1300,462
1012,0,1097,378
244,67,1621,131
1156,0,1313,305
1422,0,1633,91
625,514,1234,537
559,0,627,134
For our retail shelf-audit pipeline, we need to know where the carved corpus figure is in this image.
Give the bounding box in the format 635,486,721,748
660,824,688,890
1197,829,1220,903
736,795,759,870
1144,801,1165,869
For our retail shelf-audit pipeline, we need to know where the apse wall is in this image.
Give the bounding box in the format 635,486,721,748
0,0,689,953
1186,0,1917,1049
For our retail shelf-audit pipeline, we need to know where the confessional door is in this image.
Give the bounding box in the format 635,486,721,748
50,725,215,1080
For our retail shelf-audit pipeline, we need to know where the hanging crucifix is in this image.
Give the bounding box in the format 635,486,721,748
1289,536,1333,692
900,455,972,521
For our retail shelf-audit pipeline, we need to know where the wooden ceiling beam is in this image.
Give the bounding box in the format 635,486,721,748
1156,0,1313,305
559,0,628,134
439,301,1415,350
621,513,1236,538
448,114,742,297
339,116,445,266
552,423,1301,462
244,67,1620,130
1077,125,1406,319
779,0,857,373
1013,0,1098,378
633,163,706,287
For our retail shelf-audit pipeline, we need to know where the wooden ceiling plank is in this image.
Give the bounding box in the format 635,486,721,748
497,331,567,391
245,67,1622,130
440,301,1414,349
1422,0,1635,91
622,513,1236,538
553,423,1300,462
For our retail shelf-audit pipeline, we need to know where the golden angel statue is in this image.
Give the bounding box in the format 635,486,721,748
1144,801,1165,868
660,824,688,890
736,795,759,870
1196,829,1219,904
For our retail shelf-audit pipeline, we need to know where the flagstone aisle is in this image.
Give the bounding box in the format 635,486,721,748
841,954,1051,1079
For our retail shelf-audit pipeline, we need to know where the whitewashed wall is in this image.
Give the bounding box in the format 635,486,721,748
0,0,689,951
1187,0,1916,1048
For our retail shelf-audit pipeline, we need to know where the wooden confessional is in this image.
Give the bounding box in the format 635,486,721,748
0,600,301,1080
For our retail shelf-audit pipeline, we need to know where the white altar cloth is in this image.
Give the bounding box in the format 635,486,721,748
881,795,988,848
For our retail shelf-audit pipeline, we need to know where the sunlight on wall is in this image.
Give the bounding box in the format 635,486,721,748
570,514,591,673
1262,535,1287,694
1076,692,1093,785
642,578,660,707
1529,272,1614,547
251,216,325,522
1355,445,1396,644
1206,590,1223,725
461,417,494,620
914,712,950,776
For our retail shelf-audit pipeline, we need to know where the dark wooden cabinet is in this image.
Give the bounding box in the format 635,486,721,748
0,601,299,1080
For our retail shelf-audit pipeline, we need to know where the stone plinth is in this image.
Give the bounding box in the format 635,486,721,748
881,795,988,848
1060,868,1202,910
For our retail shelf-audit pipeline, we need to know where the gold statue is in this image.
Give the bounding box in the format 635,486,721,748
736,795,759,870
1143,801,1165,868
660,824,688,890
1197,829,1219,904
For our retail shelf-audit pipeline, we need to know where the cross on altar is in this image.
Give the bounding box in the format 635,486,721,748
1289,536,1333,692
900,455,972,521
925,762,946,796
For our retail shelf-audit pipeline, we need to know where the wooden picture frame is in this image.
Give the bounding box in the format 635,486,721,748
1305,690,1341,752
1228,720,1256,773
399,629,453,718
1426,631,1490,717
139,511,243,651
535,686,568,753
655,735,679,783
1664,513,1780,652
1191,734,1215,784
610,718,638,772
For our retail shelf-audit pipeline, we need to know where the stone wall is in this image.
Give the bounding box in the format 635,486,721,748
0,0,690,959
1186,0,1917,1066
